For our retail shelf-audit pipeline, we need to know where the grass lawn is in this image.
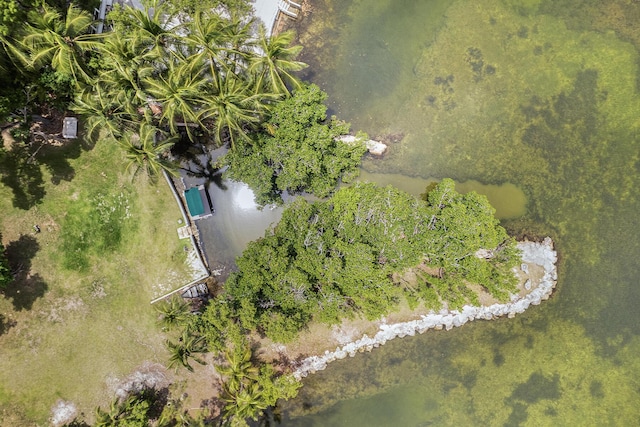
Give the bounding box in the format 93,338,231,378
0,137,200,425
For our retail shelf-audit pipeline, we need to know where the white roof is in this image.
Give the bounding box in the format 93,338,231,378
252,0,280,36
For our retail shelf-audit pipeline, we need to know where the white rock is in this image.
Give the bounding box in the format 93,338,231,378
365,140,388,155
336,134,387,156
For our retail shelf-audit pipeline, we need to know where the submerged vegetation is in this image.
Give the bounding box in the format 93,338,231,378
280,0,640,424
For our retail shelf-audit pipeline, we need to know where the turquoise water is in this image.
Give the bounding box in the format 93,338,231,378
279,0,640,424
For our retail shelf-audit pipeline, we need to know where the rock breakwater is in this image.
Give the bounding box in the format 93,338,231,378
293,238,557,379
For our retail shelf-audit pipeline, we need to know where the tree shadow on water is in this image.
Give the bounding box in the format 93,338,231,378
3,235,47,310
174,141,227,191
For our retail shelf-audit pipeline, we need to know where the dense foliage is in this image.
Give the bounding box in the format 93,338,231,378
152,297,301,426
0,0,365,209
91,388,207,427
204,180,519,343
0,0,307,184
221,84,367,205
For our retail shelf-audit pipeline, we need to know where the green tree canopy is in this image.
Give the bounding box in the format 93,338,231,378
221,84,367,205
211,180,520,342
18,4,101,84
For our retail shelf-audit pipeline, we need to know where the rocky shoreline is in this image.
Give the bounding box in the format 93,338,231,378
292,238,557,380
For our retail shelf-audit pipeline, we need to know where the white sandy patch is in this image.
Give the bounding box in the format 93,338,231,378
50,400,78,426
108,362,170,400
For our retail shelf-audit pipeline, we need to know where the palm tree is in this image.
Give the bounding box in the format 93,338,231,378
20,4,101,84
96,31,154,112
94,394,151,426
183,10,233,84
199,74,266,148
112,0,178,63
215,344,259,393
216,14,255,78
250,29,307,96
221,381,267,423
120,122,178,178
71,85,139,140
144,57,208,141
166,330,207,372
156,296,191,331
94,395,133,426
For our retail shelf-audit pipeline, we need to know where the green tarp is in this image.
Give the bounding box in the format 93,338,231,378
185,187,205,217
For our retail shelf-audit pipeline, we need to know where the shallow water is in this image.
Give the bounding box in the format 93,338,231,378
355,170,527,219
277,0,640,424
195,179,284,274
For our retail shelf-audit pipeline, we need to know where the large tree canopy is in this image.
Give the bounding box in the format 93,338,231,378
210,180,520,343
0,0,308,183
221,84,367,205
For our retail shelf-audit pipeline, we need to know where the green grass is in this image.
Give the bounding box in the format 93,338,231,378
0,138,197,424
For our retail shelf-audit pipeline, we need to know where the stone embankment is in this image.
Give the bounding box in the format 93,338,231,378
292,238,557,380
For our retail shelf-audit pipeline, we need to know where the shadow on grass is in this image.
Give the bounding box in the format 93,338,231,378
0,144,45,210
0,135,95,210
3,235,48,310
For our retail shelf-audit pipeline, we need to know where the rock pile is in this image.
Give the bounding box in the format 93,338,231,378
336,135,388,156
293,238,557,379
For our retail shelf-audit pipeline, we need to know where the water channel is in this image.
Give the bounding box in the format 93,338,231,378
200,0,640,424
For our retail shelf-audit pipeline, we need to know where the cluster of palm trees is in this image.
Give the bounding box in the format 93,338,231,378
217,345,268,426
156,296,208,372
1,0,306,177
155,296,290,425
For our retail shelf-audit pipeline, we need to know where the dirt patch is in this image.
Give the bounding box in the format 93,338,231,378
257,316,383,367
176,353,224,418
40,296,87,323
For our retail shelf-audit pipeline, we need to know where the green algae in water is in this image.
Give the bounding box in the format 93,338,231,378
282,0,640,424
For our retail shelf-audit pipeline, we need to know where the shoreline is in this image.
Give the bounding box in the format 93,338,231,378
290,238,558,379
